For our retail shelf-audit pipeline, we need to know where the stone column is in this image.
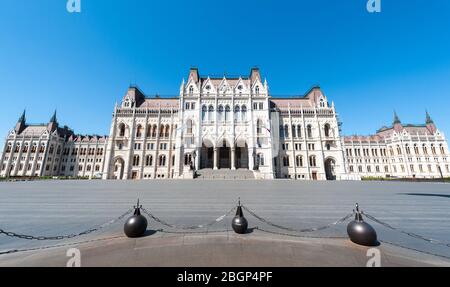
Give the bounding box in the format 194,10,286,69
213,147,218,170
231,146,236,170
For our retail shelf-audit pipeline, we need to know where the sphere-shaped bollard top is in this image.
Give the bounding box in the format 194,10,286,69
347,203,378,246
124,199,148,238
231,198,248,234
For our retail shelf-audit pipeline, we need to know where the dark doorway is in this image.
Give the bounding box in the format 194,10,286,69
219,147,231,169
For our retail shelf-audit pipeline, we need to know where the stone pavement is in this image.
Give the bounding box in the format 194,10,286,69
1,180,450,266
1,230,449,267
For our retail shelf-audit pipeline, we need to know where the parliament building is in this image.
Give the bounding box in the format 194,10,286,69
1,68,449,180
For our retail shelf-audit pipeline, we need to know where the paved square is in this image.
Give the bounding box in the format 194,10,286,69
1,180,450,265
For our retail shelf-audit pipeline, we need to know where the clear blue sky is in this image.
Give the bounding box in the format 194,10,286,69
1,0,450,148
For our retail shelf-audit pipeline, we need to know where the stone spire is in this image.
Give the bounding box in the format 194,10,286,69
425,110,436,134
393,111,403,132
15,109,26,133
47,110,58,132
393,111,401,125
50,110,57,123
426,110,434,124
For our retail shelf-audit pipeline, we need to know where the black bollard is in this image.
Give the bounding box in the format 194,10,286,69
347,203,378,246
231,198,248,234
124,199,148,238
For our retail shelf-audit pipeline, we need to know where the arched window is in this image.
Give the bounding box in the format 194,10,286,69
23,144,29,153
146,125,151,138
234,105,240,122
159,125,164,138
186,119,193,134
146,155,153,166
119,123,126,137
405,144,411,155
291,125,296,138
6,143,12,153
257,119,263,135
241,105,247,122
218,105,224,122
133,155,140,166
284,124,289,138
189,86,194,96
95,165,100,171
208,105,214,122
49,145,54,154
184,153,192,166
309,155,316,167
136,125,143,138
201,105,207,121
151,125,157,138
159,155,166,166
87,165,92,172
440,144,445,155
324,124,331,137
319,99,325,108
423,144,428,155
431,144,436,155
255,86,260,96
296,155,303,167
257,153,265,166
225,105,231,122
414,144,419,155
297,125,302,138
397,145,402,155
165,124,170,138
283,156,290,167
307,125,312,138
31,144,37,153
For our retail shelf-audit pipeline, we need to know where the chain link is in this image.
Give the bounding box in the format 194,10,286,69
242,205,354,233
0,208,133,241
141,207,236,230
363,212,450,248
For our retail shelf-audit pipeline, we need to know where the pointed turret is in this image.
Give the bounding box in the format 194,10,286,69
393,111,403,132
393,111,401,125
50,110,57,123
250,67,261,83
18,109,26,123
14,109,26,134
188,67,199,83
426,110,434,124
47,110,58,132
425,110,436,134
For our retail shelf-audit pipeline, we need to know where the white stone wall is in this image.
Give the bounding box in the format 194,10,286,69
344,131,450,179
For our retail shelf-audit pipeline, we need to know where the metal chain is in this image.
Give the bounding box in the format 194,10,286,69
363,212,450,248
242,205,354,233
0,208,133,241
141,206,236,230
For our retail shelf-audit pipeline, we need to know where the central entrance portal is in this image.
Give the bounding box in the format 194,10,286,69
219,145,231,169
200,142,214,169
236,144,249,169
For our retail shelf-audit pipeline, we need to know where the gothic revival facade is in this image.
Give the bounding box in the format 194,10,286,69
1,68,449,180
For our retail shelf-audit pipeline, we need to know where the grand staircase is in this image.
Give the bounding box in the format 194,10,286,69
195,168,255,180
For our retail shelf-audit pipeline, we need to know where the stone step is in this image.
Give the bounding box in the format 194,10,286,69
195,168,255,180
